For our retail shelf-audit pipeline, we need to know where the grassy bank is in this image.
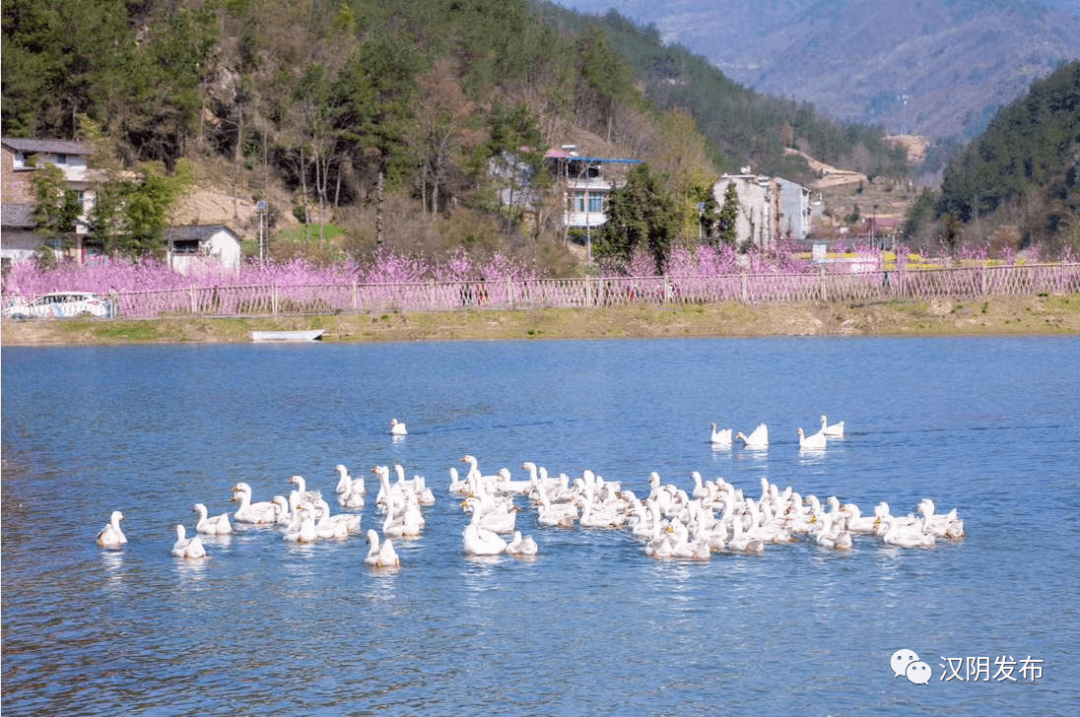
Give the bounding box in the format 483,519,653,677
3,295,1079,346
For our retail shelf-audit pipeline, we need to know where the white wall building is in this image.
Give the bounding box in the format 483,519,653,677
712,171,812,250
1,138,95,265
164,224,243,274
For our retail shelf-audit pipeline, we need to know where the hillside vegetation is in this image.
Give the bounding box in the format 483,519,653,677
909,62,1080,258
3,0,917,275
556,0,1080,141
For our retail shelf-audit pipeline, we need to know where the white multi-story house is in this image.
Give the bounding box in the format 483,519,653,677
1,137,96,265
712,171,812,250
545,146,641,256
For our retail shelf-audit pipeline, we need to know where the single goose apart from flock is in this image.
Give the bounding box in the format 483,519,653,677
390,418,408,436
798,426,828,450
821,414,845,438
171,524,207,559
710,422,733,446
97,510,127,549
735,422,769,449
193,503,232,535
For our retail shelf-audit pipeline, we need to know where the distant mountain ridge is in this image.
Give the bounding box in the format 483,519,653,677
552,0,1080,139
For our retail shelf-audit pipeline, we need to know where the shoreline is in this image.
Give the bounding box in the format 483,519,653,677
3,295,1079,346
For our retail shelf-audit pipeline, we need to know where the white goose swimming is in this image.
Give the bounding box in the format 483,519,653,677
365,529,400,567
735,422,769,448
918,499,965,539
798,426,828,450
230,483,279,524
879,517,936,549
313,497,362,536
710,422,733,446
171,524,207,559
821,414,845,438
193,503,232,535
382,490,424,539
390,418,408,436
462,498,509,556
283,503,319,543
536,487,578,528
97,510,127,548
505,531,539,557
335,464,366,510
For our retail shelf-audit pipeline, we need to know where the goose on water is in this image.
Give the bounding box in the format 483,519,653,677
798,426,828,450
710,423,733,446
193,503,232,535
735,423,769,449
505,531,539,557
97,510,127,549
821,414,845,438
365,529,400,567
171,524,207,559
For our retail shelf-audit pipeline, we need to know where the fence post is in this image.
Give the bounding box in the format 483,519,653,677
272,283,279,316
190,286,197,315
981,267,988,296
741,272,748,304
818,267,825,303
586,277,593,306
353,281,358,312
506,277,514,309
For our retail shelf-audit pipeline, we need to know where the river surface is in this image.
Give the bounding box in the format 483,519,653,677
2,337,1078,716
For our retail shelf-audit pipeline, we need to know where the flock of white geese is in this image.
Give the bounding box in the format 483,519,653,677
96,414,965,564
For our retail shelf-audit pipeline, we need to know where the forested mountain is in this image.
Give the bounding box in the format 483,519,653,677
919,61,1080,257
0,0,937,270
554,0,1080,141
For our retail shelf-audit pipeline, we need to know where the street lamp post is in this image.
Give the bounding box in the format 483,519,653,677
255,201,268,263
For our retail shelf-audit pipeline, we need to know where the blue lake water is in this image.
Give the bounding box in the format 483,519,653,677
2,337,1078,715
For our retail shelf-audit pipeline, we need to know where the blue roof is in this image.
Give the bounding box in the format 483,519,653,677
562,157,642,164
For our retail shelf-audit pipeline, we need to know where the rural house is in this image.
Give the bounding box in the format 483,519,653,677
164,224,243,274
712,171,812,250
1,137,95,267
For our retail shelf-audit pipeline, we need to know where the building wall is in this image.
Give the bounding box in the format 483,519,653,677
2,142,96,263
1,229,42,261
168,228,242,274
713,175,773,250
773,177,812,243
563,178,612,230
712,175,812,249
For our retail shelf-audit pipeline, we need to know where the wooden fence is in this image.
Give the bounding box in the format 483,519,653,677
8,264,1080,320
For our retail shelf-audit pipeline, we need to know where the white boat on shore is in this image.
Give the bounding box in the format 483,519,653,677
250,329,325,342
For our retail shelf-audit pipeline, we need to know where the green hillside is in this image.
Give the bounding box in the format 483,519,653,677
2,0,919,271
915,61,1080,258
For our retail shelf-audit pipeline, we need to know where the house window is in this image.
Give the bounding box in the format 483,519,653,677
588,194,604,213
173,239,200,254
54,153,68,165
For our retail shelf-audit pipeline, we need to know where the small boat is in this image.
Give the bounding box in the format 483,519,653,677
250,329,325,342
